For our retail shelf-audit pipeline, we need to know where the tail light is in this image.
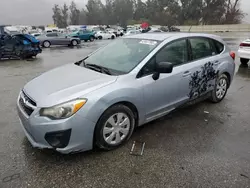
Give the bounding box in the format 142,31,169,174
230,52,235,60
240,43,250,47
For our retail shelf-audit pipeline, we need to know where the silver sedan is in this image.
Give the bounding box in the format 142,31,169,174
37,32,81,48
17,33,235,154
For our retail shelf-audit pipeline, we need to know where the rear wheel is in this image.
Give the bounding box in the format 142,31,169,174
43,41,51,48
240,58,249,65
95,105,135,150
98,36,103,40
210,74,229,103
111,35,115,39
89,36,95,42
71,40,78,46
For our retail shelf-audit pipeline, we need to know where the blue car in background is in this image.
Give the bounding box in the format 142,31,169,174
0,33,42,60
69,30,96,42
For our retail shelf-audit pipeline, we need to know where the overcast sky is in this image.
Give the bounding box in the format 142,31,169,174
0,0,249,25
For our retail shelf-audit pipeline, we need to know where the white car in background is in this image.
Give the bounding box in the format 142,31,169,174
124,30,141,36
30,33,41,37
95,31,116,40
238,39,250,66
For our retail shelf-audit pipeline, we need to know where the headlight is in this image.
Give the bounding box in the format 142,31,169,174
40,99,87,119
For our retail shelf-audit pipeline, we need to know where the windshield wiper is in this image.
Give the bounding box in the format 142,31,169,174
85,63,112,75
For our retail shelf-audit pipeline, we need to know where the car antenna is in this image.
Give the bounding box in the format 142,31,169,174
188,25,192,33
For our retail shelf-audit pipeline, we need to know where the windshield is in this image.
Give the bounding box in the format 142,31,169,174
84,38,159,74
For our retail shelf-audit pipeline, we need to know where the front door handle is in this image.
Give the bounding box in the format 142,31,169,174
183,71,191,77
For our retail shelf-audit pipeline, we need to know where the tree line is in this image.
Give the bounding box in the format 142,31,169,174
52,0,245,28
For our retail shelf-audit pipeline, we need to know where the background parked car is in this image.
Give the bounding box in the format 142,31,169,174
0,33,41,59
95,31,116,40
31,33,41,37
69,30,96,42
37,32,81,48
124,30,141,36
238,39,250,66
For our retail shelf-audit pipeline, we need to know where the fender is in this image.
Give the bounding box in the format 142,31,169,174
84,87,146,126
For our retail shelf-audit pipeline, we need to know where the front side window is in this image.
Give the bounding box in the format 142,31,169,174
84,38,159,74
189,37,213,60
139,39,188,77
156,39,188,66
46,33,58,37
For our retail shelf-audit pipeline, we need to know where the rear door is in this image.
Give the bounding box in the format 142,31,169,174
186,37,220,100
81,30,89,40
56,33,69,45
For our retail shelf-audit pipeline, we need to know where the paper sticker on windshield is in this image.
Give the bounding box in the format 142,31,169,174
139,40,157,46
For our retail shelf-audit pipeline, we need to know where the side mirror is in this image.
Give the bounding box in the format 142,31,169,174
65,36,68,38
152,62,173,80
156,62,173,73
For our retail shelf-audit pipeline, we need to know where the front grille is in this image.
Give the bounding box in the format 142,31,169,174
23,92,36,106
19,91,36,116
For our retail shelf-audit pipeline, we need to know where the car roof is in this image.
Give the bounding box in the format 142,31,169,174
123,32,222,41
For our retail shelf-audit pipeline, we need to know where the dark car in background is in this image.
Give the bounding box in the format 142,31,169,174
0,33,42,60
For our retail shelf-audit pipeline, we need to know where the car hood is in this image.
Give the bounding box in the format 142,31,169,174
23,64,117,107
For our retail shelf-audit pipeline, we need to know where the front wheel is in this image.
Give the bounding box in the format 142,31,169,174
111,35,115,39
95,105,135,150
240,58,249,65
210,74,229,103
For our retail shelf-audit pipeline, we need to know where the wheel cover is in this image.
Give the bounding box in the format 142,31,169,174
72,40,77,45
103,113,131,145
216,78,227,99
44,41,50,47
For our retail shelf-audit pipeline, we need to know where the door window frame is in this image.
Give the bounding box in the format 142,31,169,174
187,36,220,62
136,36,224,79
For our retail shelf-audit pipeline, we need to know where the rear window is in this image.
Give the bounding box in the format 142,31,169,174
213,40,224,54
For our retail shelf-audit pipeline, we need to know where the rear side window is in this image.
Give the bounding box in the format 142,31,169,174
213,40,224,54
189,37,213,60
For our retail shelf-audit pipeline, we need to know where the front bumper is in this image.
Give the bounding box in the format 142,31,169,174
17,96,96,154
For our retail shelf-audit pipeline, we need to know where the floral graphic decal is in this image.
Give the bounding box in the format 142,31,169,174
188,62,218,99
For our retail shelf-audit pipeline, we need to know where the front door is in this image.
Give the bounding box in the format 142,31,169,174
139,38,191,122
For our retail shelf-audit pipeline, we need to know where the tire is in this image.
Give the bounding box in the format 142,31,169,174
98,36,103,40
43,41,51,48
120,33,123,36
210,74,229,103
71,40,78,46
95,104,135,150
111,35,115,39
84,40,88,42
240,58,249,65
89,36,95,42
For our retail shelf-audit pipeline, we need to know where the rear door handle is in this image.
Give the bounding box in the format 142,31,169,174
183,71,191,77
214,60,220,65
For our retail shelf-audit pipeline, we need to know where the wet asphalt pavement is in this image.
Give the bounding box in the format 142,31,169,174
0,33,250,188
